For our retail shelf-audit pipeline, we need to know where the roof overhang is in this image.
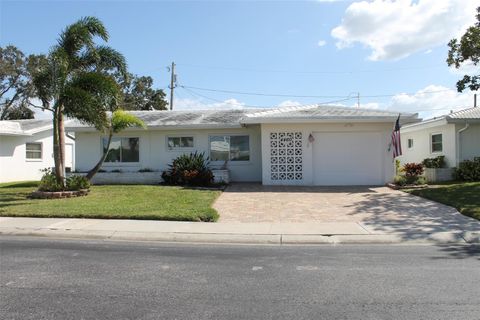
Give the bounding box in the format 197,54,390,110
241,116,421,125
446,118,480,124
65,123,244,132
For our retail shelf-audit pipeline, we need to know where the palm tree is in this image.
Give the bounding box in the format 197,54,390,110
31,17,127,187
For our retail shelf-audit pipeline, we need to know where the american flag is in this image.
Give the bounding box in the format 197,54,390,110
391,114,402,158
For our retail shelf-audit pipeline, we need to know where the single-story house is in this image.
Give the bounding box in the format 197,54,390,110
0,119,75,182
399,107,480,169
66,105,419,186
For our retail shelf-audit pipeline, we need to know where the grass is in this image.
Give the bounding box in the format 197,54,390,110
406,181,480,221
0,181,221,222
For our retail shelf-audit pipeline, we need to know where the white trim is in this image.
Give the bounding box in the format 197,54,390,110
165,135,195,152
407,138,414,149
100,136,141,166
430,132,443,154
25,142,43,161
208,133,251,165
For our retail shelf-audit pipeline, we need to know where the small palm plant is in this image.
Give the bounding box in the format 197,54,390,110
162,152,213,186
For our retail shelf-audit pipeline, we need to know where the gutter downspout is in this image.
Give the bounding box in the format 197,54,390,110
456,121,470,166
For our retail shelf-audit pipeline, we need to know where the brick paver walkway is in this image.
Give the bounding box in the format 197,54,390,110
214,183,479,235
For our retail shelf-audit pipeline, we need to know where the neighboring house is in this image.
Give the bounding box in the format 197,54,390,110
66,105,419,186
0,119,75,182
399,107,480,168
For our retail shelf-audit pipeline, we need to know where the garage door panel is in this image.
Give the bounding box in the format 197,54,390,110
313,132,383,186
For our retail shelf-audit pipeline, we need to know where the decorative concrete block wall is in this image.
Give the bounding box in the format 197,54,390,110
424,168,453,183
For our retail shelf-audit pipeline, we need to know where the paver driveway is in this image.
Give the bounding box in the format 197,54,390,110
214,183,480,236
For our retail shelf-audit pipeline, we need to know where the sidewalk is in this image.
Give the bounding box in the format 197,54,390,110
1,217,479,244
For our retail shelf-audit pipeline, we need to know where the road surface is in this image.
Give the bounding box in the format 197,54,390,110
1,237,479,319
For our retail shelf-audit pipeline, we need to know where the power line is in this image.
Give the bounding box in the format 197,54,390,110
176,63,444,75
179,84,453,99
180,86,354,108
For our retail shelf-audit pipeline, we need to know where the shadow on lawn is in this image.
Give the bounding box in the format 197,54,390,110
0,181,39,188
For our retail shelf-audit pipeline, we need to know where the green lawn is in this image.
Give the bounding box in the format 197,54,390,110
407,182,480,221
0,181,221,222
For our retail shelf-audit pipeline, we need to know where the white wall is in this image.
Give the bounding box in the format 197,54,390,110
457,123,480,161
260,122,395,185
0,131,74,183
400,122,457,167
74,125,262,182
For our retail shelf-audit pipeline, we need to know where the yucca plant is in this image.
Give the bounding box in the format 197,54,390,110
162,152,213,186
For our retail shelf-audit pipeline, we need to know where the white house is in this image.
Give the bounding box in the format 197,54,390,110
0,119,74,182
66,105,419,186
399,107,480,168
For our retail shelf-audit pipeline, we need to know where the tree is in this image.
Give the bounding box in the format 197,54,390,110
447,7,480,92
2,102,34,120
86,110,145,179
0,45,42,120
31,17,128,187
123,74,168,110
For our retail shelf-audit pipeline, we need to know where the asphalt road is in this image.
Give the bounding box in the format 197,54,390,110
1,237,479,320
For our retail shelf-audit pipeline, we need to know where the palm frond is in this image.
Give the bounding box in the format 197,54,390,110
61,72,121,129
111,109,146,133
57,16,108,58
78,45,128,78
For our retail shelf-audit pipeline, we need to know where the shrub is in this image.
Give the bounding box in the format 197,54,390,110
393,163,426,186
393,175,426,186
403,163,424,177
415,176,427,185
138,168,154,172
422,156,445,168
162,152,214,186
38,168,64,192
393,175,407,186
38,169,91,192
66,175,90,191
454,158,480,181
110,169,122,173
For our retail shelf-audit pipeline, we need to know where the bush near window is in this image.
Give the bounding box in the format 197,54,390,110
403,163,424,177
162,152,214,186
454,158,480,181
422,156,445,169
38,169,90,191
38,169,64,192
393,163,426,186
66,175,90,190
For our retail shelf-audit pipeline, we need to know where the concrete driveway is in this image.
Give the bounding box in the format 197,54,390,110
214,183,480,238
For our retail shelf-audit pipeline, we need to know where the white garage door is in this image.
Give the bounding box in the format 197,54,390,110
313,132,383,186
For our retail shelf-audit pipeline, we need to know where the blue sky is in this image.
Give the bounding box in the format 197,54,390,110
1,0,478,118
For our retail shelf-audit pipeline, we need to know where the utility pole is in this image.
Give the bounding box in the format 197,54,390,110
169,62,176,110
357,92,360,108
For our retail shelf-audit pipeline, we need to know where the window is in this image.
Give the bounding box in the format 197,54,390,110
26,143,42,159
407,139,414,149
167,136,194,150
210,135,250,161
431,134,443,153
103,138,139,162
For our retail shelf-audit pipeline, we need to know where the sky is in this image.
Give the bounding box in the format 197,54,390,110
1,0,479,119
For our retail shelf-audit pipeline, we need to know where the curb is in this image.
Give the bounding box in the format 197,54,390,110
1,228,477,245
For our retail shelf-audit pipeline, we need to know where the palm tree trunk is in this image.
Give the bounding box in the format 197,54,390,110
52,107,63,186
58,108,66,184
86,130,113,180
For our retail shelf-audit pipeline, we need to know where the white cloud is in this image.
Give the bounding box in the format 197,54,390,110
331,0,478,61
173,97,248,110
317,40,327,47
278,100,302,107
387,85,476,118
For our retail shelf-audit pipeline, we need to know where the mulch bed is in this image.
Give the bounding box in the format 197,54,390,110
29,189,90,199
